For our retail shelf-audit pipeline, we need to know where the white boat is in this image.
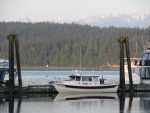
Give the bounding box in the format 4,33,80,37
0,59,18,81
53,72,118,93
54,92,118,101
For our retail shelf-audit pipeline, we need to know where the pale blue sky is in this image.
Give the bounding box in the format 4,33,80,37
0,0,150,22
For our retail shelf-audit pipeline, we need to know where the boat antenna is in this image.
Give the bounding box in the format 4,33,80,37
134,41,138,58
80,45,82,72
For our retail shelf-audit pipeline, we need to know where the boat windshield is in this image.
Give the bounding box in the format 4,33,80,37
148,54,150,60
70,76,76,81
82,77,92,82
70,76,81,81
76,77,81,81
93,77,98,82
0,62,8,68
142,53,150,60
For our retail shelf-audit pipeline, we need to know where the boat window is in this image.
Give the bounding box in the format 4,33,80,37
93,77,98,82
82,77,92,82
3,62,8,67
148,54,150,60
142,53,148,60
70,76,76,81
0,63,2,67
76,77,81,81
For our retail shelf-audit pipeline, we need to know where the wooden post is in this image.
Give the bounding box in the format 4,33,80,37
8,35,14,96
7,34,23,96
14,35,23,95
118,37,126,93
124,37,134,94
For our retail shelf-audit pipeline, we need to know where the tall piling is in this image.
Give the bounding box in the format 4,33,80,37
124,37,134,94
7,34,22,96
14,35,23,95
8,35,15,96
118,37,126,93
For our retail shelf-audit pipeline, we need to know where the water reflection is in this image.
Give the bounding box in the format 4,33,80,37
54,93,118,101
0,93,150,113
118,93,134,113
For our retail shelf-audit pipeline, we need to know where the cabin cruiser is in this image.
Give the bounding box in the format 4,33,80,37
0,59,17,82
53,72,118,93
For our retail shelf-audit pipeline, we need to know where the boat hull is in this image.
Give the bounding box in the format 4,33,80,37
53,84,118,93
3,72,18,81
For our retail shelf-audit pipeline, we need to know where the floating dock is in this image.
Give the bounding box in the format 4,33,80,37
1,84,150,94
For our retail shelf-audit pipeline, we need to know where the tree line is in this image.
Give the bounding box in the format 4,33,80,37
0,22,150,67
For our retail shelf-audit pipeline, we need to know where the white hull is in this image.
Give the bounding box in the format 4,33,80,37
53,84,118,93
4,72,18,81
125,72,140,84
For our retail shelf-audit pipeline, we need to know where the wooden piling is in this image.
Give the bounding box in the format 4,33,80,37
7,34,23,96
124,37,134,94
8,35,15,96
14,35,23,96
118,37,126,93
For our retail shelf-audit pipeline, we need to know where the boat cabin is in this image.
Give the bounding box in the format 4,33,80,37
0,59,9,69
68,74,106,85
139,47,150,78
139,48,150,66
69,75,99,82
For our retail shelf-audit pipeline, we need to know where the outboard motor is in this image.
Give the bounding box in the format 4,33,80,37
139,47,150,78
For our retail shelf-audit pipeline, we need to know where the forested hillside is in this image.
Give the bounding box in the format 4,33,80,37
0,22,150,67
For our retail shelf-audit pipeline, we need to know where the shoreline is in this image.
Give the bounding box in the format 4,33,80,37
21,66,119,71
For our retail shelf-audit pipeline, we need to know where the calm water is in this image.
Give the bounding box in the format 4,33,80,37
0,71,150,113
16,70,119,86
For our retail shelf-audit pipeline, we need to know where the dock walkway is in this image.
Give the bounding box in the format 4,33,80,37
1,84,150,94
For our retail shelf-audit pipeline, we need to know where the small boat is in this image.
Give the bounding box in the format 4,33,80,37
53,71,118,93
0,59,17,82
54,92,118,101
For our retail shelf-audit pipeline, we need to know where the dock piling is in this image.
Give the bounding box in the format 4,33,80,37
118,37,134,94
7,34,23,96
118,37,126,93
124,37,134,94
14,35,23,95
8,35,15,96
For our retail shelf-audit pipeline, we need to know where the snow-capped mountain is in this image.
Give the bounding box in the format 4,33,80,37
17,16,31,23
36,18,48,23
77,11,150,28
17,11,150,28
50,18,73,24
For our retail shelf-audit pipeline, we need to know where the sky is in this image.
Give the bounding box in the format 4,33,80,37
0,0,150,22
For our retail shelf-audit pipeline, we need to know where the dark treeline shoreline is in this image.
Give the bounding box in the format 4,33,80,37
0,22,150,67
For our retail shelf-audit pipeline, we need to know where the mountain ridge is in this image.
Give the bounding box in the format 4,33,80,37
12,11,150,28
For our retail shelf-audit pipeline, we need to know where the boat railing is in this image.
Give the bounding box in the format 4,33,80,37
50,77,69,83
